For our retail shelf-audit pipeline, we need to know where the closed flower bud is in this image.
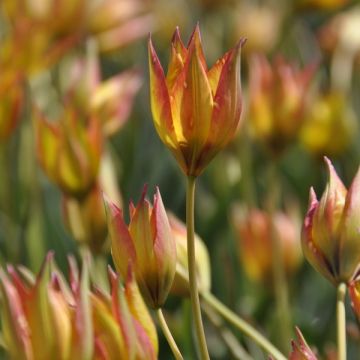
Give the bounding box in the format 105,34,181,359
168,213,211,295
249,54,315,155
289,327,318,360
232,206,302,282
302,157,360,285
34,108,103,198
106,185,176,308
149,25,245,177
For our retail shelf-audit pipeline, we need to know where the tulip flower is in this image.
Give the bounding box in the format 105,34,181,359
34,108,103,198
289,327,318,360
300,91,355,157
302,157,360,285
168,213,211,295
249,54,315,155
232,206,302,282
149,25,245,177
62,184,109,254
106,185,176,308
349,278,360,323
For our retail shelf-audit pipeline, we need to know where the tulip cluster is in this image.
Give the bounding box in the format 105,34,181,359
0,253,158,359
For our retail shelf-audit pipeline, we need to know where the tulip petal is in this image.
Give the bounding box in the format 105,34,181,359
207,51,230,96
148,37,178,150
339,165,360,280
302,188,336,283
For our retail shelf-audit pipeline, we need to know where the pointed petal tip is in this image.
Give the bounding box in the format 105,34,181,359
171,27,181,43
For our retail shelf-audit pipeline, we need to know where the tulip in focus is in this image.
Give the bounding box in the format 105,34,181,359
34,108,103,198
168,213,211,295
300,91,355,157
232,206,302,282
149,25,245,177
249,54,315,155
289,327,318,360
106,185,176,308
302,157,360,285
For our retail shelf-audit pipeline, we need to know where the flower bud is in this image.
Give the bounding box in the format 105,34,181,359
106,185,176,308
168,213,211,295
232,206,302,282
289,327,318,360
149,25,245,176
302,157,360,285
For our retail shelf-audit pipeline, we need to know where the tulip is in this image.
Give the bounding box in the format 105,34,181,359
302,157,360,285
232,206,302,282
62,184,109,254
300,91,355,157
149,25,245,177
168,213,211,295
249,54,315,155
34,108,103,198
289,327,318,360
349,278,360,323
106,185,176,308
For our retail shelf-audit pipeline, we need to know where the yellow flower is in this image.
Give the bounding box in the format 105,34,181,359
149,25,245,177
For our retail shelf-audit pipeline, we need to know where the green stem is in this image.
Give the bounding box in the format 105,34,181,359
186,176,210,360
156,309,184,360
201,291,286,360
267,162,292,351
337,283,347,360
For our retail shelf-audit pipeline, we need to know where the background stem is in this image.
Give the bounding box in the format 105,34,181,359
186,176,210,360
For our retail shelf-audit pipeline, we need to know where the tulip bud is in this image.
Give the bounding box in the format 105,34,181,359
149,25,245,177
62,184,109,254
302,157,360,285
289,327,318,360
249,54,315,155
34,108,103,198
300,91,356,157
232,206,302,282
106,185,176,308
168,213,211,295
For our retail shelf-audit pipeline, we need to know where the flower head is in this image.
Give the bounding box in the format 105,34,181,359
302,157,360,285
149,25,245,176
106,185,176,308
289,327,318,360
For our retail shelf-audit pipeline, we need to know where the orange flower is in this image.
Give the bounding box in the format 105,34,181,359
149,25,245,177
302,157,360,285
289,327,318,360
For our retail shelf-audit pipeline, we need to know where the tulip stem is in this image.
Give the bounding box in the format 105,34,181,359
201,291,287,360
156,309,184,360
337,282,347,360
186,176,210,360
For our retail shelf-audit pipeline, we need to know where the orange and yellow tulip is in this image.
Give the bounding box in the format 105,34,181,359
149,25,245,177
106,186,176,308
302,157,360,285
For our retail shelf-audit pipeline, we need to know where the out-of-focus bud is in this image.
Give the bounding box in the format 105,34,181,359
349,278,360,323
232,3,282,56
63,184,109,254
232,206,302,282
289,327,318,360
106,185,176,308
0,252,73,360
66,53,142,137
168,213,211,295
248,54,316,156
0,74,24,141
300,91,356,157
92,268,158,359
297,0,348,11
34,108,103,198
302,157,360,285
149,25,245,177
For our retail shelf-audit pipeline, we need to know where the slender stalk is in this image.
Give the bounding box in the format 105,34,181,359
201,291,287,360
186,176,210,360
156,309,184,360
267,162,292,351
337,283,347,360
